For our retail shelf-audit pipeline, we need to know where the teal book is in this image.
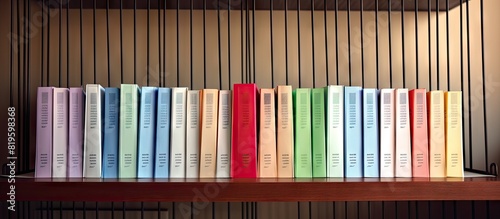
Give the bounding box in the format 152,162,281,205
155,88,171,178
137,87,158,178
103,87,119,178
119,84,140,178
311,88,326,177
293,88,312,177
363,88,379,177
344,86,363,177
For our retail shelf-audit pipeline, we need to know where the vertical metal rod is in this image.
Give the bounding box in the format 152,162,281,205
436,0,440,89
460,0,465,170
96,201,99,219
466,0,472,170
335,0,339,85
40,0,43,88
446,0,450,90
134,0,137,84
428,0,431,90
285,0,289,85
191,202,194,219
67,0,69,87
83,202,86,219
17,0,21,164
27,0,32,169
228,0,231,88
59,0,62,87
347,0,351,86
141,202,144,219
360,0,364,87
212,202,215,219
415,0,419,88
297,0,301,87
311,0,316,87
375,0,379,89
344,202,347,219
112,202,115,219
252,0,256,83
227,202,230,219
147,0,150,86
177,0,180,86
401,0,405,88
163,0,166,86
480,0,489,173
270,0,275,87
120,0,123,83
241,0,244,83
47,0,50,86
190,0,193,88
93,0,96,84
218,0,222,89
59,201,62,219
388,0,392,88
158,202,161,219
107,0,110,86
324,0,329,85
308,202,311,219
454,201,457,219
333,202,336,219
80,0,83,85
247,0,250,83
203,0,207,88
297,202,300,219
159,0,162,87
241,202,244,219
123,202,126,219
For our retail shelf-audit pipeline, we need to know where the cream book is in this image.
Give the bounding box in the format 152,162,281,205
186,90,201,178
52,88,69,178
169,87,188,178
216,90,232,178
445,91,464,177
326,85,344,177
395,89,412,177
380,89,395,177
259,89,277,177
199,89,219,178
427,91,446,177
276,86,294,178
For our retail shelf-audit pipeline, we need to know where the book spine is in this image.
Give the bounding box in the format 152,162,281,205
277,86,294,178
428,91,446,177
216,90,232,178
259,89,277,177
119,84,139,178
294,89,312,178
231,84,258,178
395,89,412,177
36,87,53,178
84,85,104,178
52,88,69,178
311,88,326,177
410,89,430,177
138,87,158,178
68,88,84,178
363,89,379,177
103,88,119,178
327,86,344,177
200,89,219,178
380,89,395,177
155,88,172,178
170,88,187,178
344,87,363,177
186,90,200,178
445,91,464,177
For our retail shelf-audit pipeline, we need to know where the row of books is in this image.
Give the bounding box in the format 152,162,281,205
35,84,463,178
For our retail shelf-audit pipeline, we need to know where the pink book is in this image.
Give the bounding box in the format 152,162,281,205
68,88,84,177
409,89,430,177
35,87,54,178
231,84,258,178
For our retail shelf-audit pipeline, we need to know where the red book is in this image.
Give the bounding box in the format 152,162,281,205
409,89,430,177
231,84,258,178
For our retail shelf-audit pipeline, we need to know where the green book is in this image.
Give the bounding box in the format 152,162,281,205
293,88,312,177
119,84,140,178
311,88,327,177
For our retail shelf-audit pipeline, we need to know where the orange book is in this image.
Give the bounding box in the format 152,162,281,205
258,89,277,177
427,91,446,177
199,89,219,178
409,89,429,177
276,86,294,177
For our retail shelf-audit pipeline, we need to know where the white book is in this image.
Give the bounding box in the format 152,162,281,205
395,89,412,177
186,90,200,178
169,87,188,178
216,90,232,178
52,88,69,178
326,85,344,177
380,89,395,177
83,84,105,178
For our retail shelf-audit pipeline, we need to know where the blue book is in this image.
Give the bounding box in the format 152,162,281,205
363,88,379,177
344,86,363,177
137,87,158,178
154,88,172,178
103,88,120,178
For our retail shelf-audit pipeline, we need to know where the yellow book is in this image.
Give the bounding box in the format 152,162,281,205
445,91,464,177
276,86,294,177
199,89,219,178
259,88,277,177
427,91,446,177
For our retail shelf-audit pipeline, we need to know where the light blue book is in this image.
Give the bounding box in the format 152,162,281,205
137,87,158,178
344,86,362,177
103,88,120,178
363,88,379,177
154,88,171,178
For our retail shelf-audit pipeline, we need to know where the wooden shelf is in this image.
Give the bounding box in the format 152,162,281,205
2,176,500,202
41,0,467,11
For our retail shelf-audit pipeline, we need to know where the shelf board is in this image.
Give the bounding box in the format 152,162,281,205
41,0,467,11
3,176,500,202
